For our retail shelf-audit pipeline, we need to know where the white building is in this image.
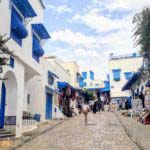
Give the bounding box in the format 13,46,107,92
81,70,104,89
82,70,95,88
0,0,50,137
45,56,71,84
61,61,83,89
26,58,64,122
108,53,143,101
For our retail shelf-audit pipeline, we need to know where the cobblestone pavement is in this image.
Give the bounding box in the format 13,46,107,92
17,112,140,150
116,112,150,150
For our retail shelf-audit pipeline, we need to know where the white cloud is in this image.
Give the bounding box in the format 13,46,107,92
72,8,133,33
93,0,150,12
46,4,72,13
51,29,100,49
45,46,108,80
44,0,149,79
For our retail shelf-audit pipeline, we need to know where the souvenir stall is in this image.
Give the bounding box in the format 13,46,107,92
139,80,150,124
57,82,74,117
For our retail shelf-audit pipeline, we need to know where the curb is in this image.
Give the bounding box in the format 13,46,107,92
115,112,143,150
10,119,68,150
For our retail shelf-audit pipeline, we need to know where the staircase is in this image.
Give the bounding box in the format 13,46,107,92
0,129,15,149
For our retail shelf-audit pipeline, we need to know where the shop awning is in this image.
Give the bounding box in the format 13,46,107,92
122,72,140,91
87,88,100,91
145,80,150,87
100,81,110,92
57,82,73,89
11,9,28,39
12,0,37,18
32,24,50,39
33,35,44,57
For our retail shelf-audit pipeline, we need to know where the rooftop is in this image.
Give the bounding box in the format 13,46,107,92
109,53,141,60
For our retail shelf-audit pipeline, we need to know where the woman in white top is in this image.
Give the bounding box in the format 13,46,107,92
82,102,90,123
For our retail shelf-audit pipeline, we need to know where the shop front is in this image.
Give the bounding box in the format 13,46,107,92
57,82,75,117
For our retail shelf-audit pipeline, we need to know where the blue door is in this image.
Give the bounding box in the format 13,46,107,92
45,93,52,120
0,82,6,128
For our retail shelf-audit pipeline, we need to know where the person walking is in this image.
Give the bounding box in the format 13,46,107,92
93,100,98,114
82,102,90,123
97,98,102,113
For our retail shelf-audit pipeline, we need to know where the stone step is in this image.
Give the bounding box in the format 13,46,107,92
0,130,12,135
0,128,5,132
0,133,15,139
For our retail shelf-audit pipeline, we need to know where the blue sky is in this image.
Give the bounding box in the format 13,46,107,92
43,0,149,79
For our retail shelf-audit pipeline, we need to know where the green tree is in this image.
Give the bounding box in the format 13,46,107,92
133,7,150,78
0,34,14,80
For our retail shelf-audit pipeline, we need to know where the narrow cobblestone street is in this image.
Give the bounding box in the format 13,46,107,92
17,112,140,150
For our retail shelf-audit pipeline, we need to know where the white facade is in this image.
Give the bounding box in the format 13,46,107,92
108,53,143,99
45,56,71,84
82,70,95,88
26,58,64,122
0,0,48,137
61,61,81,88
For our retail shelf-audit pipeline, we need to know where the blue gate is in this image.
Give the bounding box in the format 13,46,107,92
0,82,6,128
45,93,52,120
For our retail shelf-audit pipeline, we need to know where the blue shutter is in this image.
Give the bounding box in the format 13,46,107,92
112,69,121,81
32,33,44,62
11,8,28,46
83,82,87,87
82,72,87,79
124,72,132,80
90,71,94,80
79,78,84,87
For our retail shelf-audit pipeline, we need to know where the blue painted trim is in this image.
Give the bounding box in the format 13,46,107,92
10,57,14,68
0,82,6,128
112,69,121,81
45,93,52,120
124,72,132,80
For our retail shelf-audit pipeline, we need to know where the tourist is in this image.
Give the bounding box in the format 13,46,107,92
93,100,98,114
82,102,90,123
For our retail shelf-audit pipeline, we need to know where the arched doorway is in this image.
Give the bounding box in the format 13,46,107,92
0,82,6,128
3,71,18,127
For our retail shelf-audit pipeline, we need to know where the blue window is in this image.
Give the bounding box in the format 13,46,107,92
82,72,87,79
132,53,137,57
9,57,14,68
90,71,94,80
124,72,132,80
112,69,121,81
83,82,87,87
48,71,54,85
32,33,44,62
10,8,28,46
79,78,84,87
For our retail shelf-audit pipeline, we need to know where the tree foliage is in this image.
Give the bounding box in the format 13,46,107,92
0,34,14,80
133,7,150,77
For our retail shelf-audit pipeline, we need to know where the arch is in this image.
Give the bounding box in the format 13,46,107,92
0,82,6,128
3,71,18,125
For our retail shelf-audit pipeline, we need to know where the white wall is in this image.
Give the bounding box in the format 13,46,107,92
0,0,46,137
62,61,80,88
109,56,143,98
0,0,45,76
26,58,65,122
45,57,71,84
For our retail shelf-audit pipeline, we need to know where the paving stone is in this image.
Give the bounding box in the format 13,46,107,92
17,112,140,150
